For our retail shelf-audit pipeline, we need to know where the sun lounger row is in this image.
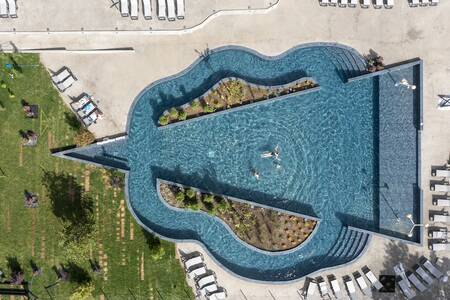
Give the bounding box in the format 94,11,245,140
120,0,184,20
157,0,185,21
410,0,439,7
180,252,227,299
319,0,394,8
71,95,102,127
51,67,77,93
0,0,17,18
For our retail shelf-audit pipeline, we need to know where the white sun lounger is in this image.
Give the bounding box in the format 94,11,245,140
429,228,448,239
56,76,76,92
320,0,330,5
317,279,330,298
374,0,383,8
166,0,176,21
130,0,138,19
431,183,450,192
157,0,166,19
71,96,91,111
420,0,429,5
52,69,70,84
120,0,129,16
344,278,356,300
362,0,370,7
82,111,98,127
196,274,216,289
7,0,16,17
199,283,218,296
407,272,427,292
304,280,318,299
0,0,7,17
430,0,439,5
330,0,338,6
339,0,348,7
184,256,203,270
329,277,343,299
398,278,416,300
175,0,184,19
422,258,444,279
362,267,383,290
415,266,434,285
187,265,207,279
385,0,394,8
410,0,420,6
207,291,226,300
433,169,450,177
349,0,357,7
433,198,450,206
430,214,450,223
142,0,152,19
430,242,450,251
355,273,372,297
78,102,96,118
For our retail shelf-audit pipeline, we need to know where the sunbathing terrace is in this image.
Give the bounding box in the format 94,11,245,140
6,0,450,297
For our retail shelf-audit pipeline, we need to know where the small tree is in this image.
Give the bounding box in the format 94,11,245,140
159,115,169,126
175,191,185,203
169,108,179,119
185,188,196,199
202,105,215,113
191,100,200,109
178,111,187,121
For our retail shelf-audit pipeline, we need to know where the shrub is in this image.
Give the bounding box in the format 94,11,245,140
8,90,15,98
178,111,187,121
74,129,95,147
186,202,200,211
169,108,179,119
159,115,169,125
186,188,196,199
203,194,215,203
212,98,221,108
191,100,200,109
0,81,6,88
202,105,215,113
175,191,185,203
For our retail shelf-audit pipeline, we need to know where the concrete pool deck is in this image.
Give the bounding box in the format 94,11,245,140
5,0,450,297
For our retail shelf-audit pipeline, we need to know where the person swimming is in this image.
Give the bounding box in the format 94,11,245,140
252,169,260,180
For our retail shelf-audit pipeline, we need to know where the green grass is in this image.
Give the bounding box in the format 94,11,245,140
0,54,193,299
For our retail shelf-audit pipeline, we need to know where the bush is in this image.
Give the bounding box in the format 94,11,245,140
186,188,196,199
169,108,179,119
191,100,200,109
175,191,185,203
202,105,215,113
203,194,215,203
178,111,187,121
8,90,15,98
74,129,95,147
159,115,169,125
0,81,6,88
186,202,200,211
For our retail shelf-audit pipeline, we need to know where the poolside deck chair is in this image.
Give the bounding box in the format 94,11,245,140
0,0,7,17
361,0,370,7
428,228,448,239
420,0,429,6
407,272,427,292
354,272,372,297
329,276,343,299
82,111,99,127
187,264,207,279
320,0,330,6
7,0,16,18
432,169,450,177
410,0,420,6
349,0,357,7
429,213,450,223
56,76,76,92
184,255,203,270
176,0,184,19
316,277,330,298
207,290,227,300
415,265,434,285
196,274,216,289
438,96,450,110
71,95,91,111
339,0,348,7
398,278,416,300
157,0,166,20
344,277,357,300
362,266,383,290
430,242,450,251
330,0,338,6
199,283,218,296
51,68,71,84
120,0,129,16
385,0,394,8
167,0,176,21
304,279,318,299
78,102,97,118
142,0,152,19
421,258,444,279
130,0,138,19
430,183,450,192
430,0,439,5
374,0,383,8
433,198,450,206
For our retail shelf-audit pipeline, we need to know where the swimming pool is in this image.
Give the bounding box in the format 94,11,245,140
56,43,422,282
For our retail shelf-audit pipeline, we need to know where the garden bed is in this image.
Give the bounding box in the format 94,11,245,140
158,77,317,126
159,181,317,252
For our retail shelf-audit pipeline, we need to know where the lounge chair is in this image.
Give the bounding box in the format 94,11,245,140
7,0,16,17
78,102,97,118
56,76,76,92
51,68,70,84
184,255,203,270
196,274,216,289
414,265,434,285
176,0,185,19
374,0,383,8
354,272,372,297
330,0,338,6
349,0,357,7
0,0,7,17
433,198,450,207
421,258,444,279
320,0,330,5
316,277,330,298
432,169,450,177
130,0,138,19
339,0,348,7
430,0,439,5
167,0,176,21
361,0,370,7
438,96,450,110
430,242,450,251
82,111,99,127
142,0,152,19
385,0,394,8
71,95,91,111
207,290,226,300
420,0,428,6
362,266,383,290
187,264,207,279
329,276,343,299
157,0,166,20
199,283,218,296
398,278,416,299
120,0,129,16
428,228,448,239
430,183,450,192
344,277,357,300
304,280,318,299
430,213,450,223
410,0,420,6
407,272,427,292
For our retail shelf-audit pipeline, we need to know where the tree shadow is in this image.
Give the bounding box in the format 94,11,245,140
64,262,91,284
142,228,161,251
6,257,22,276
64,111,81,131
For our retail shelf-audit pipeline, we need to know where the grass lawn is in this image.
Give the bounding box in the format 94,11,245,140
0,54,193,299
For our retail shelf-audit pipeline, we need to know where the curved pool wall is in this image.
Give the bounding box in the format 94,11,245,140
54,43,421,282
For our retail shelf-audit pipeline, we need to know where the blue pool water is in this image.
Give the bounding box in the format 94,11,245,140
58,44,421,281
